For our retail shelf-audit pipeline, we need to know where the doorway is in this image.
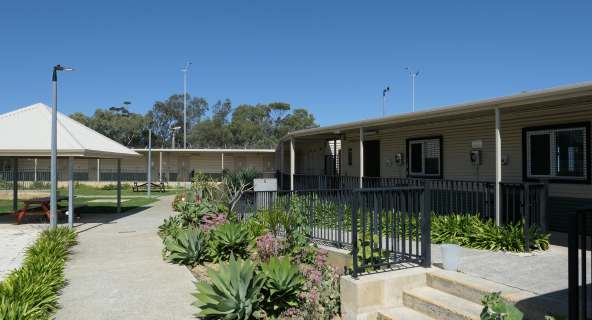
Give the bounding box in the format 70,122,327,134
364,140,380,177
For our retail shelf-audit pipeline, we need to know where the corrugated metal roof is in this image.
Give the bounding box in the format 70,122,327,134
0,103,142,158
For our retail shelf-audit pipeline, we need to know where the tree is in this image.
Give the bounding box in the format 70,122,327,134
276,108,319,138
69,106,149,147
189,99,233,147
267,102,291,137
146,94,208,147
228,104,274,147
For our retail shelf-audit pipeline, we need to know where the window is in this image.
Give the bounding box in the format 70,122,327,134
523,122,590,183
348,148,352,166
406,136,443,178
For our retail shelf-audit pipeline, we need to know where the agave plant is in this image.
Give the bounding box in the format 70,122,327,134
192,254,265,319
162,227,208,266
260,255,306,316
209,221,250,262
158,216,181,239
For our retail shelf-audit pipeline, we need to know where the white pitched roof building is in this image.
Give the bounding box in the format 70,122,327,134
0,103,141,159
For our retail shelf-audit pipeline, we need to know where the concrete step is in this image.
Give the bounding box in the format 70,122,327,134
378,307,436,320
403,286,483,320
427,270,568,320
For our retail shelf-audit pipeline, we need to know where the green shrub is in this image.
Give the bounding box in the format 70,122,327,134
100,183,132,190
222,167,261,190
431,213,550,252
260,255,306,316
192,254,265,319
158,216,181,239
208,221,250,262
480,291,523,320
0,226,78,319
162,227,208,267
73,181,95,189
348,233,388,272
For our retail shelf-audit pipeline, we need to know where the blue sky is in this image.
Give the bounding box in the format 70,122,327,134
1,1,591,127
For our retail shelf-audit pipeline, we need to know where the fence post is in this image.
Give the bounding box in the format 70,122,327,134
567,209,579,319
523,185,530,253
421,181,431,268
352,191,359,279
540,179,549,235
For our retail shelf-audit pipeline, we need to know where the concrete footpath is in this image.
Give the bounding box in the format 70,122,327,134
56,195,199,320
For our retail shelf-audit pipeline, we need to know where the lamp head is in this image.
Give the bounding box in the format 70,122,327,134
54,65,74,71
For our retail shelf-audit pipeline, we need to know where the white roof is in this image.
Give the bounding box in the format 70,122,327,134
0,103,142,158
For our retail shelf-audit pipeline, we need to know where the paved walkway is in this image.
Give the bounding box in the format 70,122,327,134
430,243,591,304
0,227,39,280
54,195,199,320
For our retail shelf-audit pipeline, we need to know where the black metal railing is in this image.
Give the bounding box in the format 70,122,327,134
239,185,432,277
568,205,592,319
351,184,431,278
276,174,548,253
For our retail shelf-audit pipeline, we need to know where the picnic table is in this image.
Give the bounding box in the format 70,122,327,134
132,182,166,192
6,196,87,225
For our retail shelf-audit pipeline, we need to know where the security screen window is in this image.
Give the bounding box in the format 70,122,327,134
406,136,442,178
524,122,590,183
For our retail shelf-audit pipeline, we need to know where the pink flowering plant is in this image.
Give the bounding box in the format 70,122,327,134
199,214,228,235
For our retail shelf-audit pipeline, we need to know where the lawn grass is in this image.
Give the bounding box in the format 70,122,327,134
57,187,183,196
0,197,160,216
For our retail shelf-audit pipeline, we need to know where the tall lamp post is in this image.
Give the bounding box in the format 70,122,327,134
170,126,181,149
383,87,390,116
51,65,74,229
182,62,192,149
405,68,419,111
148,121,152,198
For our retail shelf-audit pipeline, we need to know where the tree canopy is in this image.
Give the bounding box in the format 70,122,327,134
69,95,319,149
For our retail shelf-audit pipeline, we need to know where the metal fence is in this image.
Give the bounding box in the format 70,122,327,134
278,174,548,253
568,205,592,319
0,168,219,185
239,184,432,277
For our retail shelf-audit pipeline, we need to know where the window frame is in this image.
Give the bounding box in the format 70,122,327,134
522,122,591,184
406,136,443,179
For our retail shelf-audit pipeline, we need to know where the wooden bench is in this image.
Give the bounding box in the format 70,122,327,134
132,182,166,193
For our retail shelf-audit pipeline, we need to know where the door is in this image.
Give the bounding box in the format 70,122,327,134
263,156,275,171
235,157,247,170
363,140,380,177
177,156,190,182
88,159,98,181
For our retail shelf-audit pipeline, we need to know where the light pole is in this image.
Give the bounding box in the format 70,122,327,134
405,68,419,111
383,87,390,116
148,121,152,198
182,62,192,149
170,126,181,149
51,65,74,229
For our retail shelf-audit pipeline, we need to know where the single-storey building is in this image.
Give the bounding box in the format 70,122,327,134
1,148,276,186
275,81,592,233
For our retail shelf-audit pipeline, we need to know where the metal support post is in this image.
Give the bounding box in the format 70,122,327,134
13,157,18,211
68,157,74,227
280,142,285,190
495,106,501,226
359,127,364,188
117,159,121,213
290,136,295,190
421,181,431,267
148,125,152,198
